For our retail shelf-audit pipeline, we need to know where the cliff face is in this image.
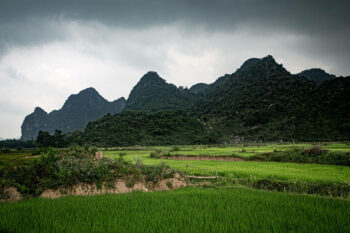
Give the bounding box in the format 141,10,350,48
21,88,126,140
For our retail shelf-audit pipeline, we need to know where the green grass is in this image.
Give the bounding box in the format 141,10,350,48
0,151,36,168
104,143,350,158
0,187,349,233
104,150,350,183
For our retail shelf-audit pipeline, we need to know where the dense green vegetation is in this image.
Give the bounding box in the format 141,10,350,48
1,188,349,233
192,56,350,142
81,110,219,146
0,147,174,198
298,68,336,85
249,146,350,166
125,71,198,112
0,139,36,149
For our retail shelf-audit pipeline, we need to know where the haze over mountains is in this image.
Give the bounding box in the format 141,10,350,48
21,55,350,142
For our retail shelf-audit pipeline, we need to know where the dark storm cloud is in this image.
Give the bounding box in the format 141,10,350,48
1,0,349,33
1,0,349,66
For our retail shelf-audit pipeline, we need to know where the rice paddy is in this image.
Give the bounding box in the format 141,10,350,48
102,143,350,183
1,187,349,233
1,143,350,232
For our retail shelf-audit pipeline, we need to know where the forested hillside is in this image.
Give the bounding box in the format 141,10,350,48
21,55,350,145
192,56,350,141
125,72,198,112
81,110,218,146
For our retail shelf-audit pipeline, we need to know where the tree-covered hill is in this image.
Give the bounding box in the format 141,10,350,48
20,55,350,145
81,110,218,146
125,72,199,112
298,68,336,85
192,55,350,141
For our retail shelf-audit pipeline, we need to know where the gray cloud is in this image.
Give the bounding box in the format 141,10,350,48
1,0,349,71
0,0,349,138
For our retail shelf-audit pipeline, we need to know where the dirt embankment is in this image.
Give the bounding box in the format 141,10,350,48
1,173,187,201
161,156,245,161
0,187,22,202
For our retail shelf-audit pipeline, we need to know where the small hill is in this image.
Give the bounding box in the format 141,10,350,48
82,110,218,146
189,83,210,94
298,68,336,85
21,88,126,140
125,72,198,112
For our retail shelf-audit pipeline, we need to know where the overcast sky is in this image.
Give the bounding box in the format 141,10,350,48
0,0,349,138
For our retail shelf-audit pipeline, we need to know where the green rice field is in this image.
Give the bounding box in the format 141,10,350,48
102,143,350,183
1,187,349,233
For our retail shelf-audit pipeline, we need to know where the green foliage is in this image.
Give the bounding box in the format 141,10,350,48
299,68,336,85
125,72,198,112
0,139,36,149
88,146,98,155
192,56,350,142
37,130,67,147
249,148,350,166
140,163,174,183
0,148,176,197
81,110,218,146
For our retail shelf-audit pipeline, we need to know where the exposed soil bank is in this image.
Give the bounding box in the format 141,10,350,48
0,187,22,202
1,173,188,201
161,156,244,161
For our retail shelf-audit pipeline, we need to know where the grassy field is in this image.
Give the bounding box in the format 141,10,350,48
1,187,349,233
102,143,350,183
0,150,37,168
103,143,350,157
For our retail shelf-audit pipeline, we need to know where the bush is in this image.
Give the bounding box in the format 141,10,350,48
88,146,98,156
248,148,350,166
302,146,328,156
150,152,162,159
0,148,177,197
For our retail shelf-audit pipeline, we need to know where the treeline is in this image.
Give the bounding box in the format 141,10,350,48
0,139,36,149
81,110,219,146
2,110,219,148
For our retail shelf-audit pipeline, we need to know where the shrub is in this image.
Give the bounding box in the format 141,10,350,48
0,147,178,197
88,146,98,156
150,152,161,159
302,146,328,156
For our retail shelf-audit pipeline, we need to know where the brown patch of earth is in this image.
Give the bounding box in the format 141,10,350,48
0,187,22,202
24,155,40,159
161,156,244,161
40,173,187,199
